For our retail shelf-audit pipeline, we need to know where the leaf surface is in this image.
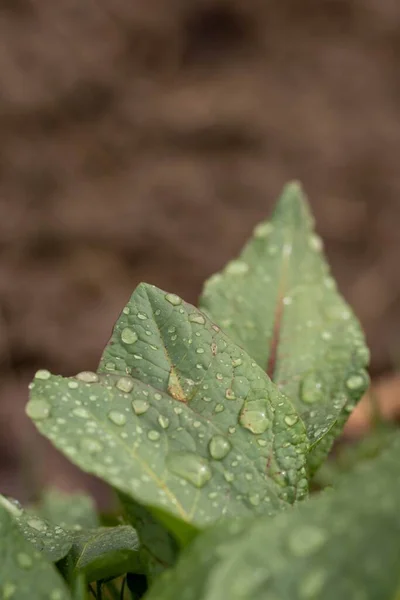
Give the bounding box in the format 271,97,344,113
27,284,308,539
200,182,369,469
38,488,99,530
0,501,71,600
146,433,400,600
0,494,73,562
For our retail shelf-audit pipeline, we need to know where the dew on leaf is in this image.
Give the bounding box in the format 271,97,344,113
214,404,224,413
301,372,324,404
27,517,47,532
72,407,89,419
16,552,33,569
121,328,138,345
148,430,161,441
232,358,242,367
239,400,270,434
284,414,299,427
249,493,261,506
34,369,51,380
188,313,206,325
116,376,134,393
137,312,148,320
253,222,273,239
26,399,51,421
165,293,182,306
122,306,130,315
208,435,231,460
309,234,323,252
3,583,16,599
108,411,127,426
132,399,149,415
167,453,212,488
67,381,79,389
224,471,234,482
76,371,99,383
346,373,367,391
225,388,235,400
158,415,170,429
257,438,268,447
81,438,103,454
225,260,249,275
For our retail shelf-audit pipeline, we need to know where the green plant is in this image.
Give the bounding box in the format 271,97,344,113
2,182,397,599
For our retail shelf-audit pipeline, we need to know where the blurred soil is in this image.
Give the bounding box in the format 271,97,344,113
1,0,400,502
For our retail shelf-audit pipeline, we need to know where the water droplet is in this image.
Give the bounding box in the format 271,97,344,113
196,348,205,354
154,393,162,401
81,438,103,454
309,234,323,252
174,406,183,415
116,376,134,393
298,569,326,599
257,439,268,447
104,361,116,371
232,358,242,368
225,388,235,400
148,430,161,441
3,583,16,599
239,400,270,434
137,312,148,320
253,222,273,239
167,453,212,488
121,328,138,345
228,426,236,434
288,525,327,556
208,435,231,460
214,404,224,413
72,407,89,419
224,471,234,482
249,493,260,506
225,260,249,275
76,371,99,383
216,373,223,381
34,369,51,380
132,399,149,415
108,411,127,426
346,373,367,391
122,306,130,315
158,415,169,429
165,293,182,306
68,380,79,389
283,296,293,306
301,373,324,404
26,399,51,421
284,414,298,427
50,591,64,600
188,313,205,325
17,553,33,569
27,517,47,532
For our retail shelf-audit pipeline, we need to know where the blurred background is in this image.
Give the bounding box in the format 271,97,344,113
1,0,400,505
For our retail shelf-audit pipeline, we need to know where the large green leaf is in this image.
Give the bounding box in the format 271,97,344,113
0,494,73,562
59,525,141,583
200,182,369,470
37,488,99,531
0,501,71,600
146,433,400,600
27,284,308,541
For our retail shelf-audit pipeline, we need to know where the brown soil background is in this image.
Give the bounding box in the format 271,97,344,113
1,0,400,504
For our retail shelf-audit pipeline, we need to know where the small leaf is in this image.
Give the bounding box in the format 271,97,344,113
0,494,73,562
200,182,369,470
60,525,141,583
145,433,400,600
38,488,99,530
28,284,308,539
0,501,71,599
120,493,178,580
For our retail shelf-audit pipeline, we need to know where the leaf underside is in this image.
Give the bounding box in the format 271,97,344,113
145,433,400,600
200,182,370,471
28,284,309,542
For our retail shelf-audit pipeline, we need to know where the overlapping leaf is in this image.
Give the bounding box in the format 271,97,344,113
146,433,400,600
37,488,99,531
0,501,71,600
0,494,73,562
27,284,308,541
200,182,369,470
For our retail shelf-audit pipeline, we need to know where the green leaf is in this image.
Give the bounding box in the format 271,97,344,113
0,501,71,600
200,182,370,470
120,493,178,581
0,494,73,562
27,284,308,540
37,488,99,531
59,525,141,583
145,433,400,600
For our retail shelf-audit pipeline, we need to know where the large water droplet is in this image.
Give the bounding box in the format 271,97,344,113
121,328,138,345
208,435,231,460
301,373,324,404
116,376,134,393
108,411,127,426
76,371,99,383
284,414,298,427
26,399,51,421
239,400,270,434
17,553,33,569
288,525,327,556
132,399,149,415
167,453,212,488
165,293,182,306
27,517,47,532
188,313,205,325
34,369,51,380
